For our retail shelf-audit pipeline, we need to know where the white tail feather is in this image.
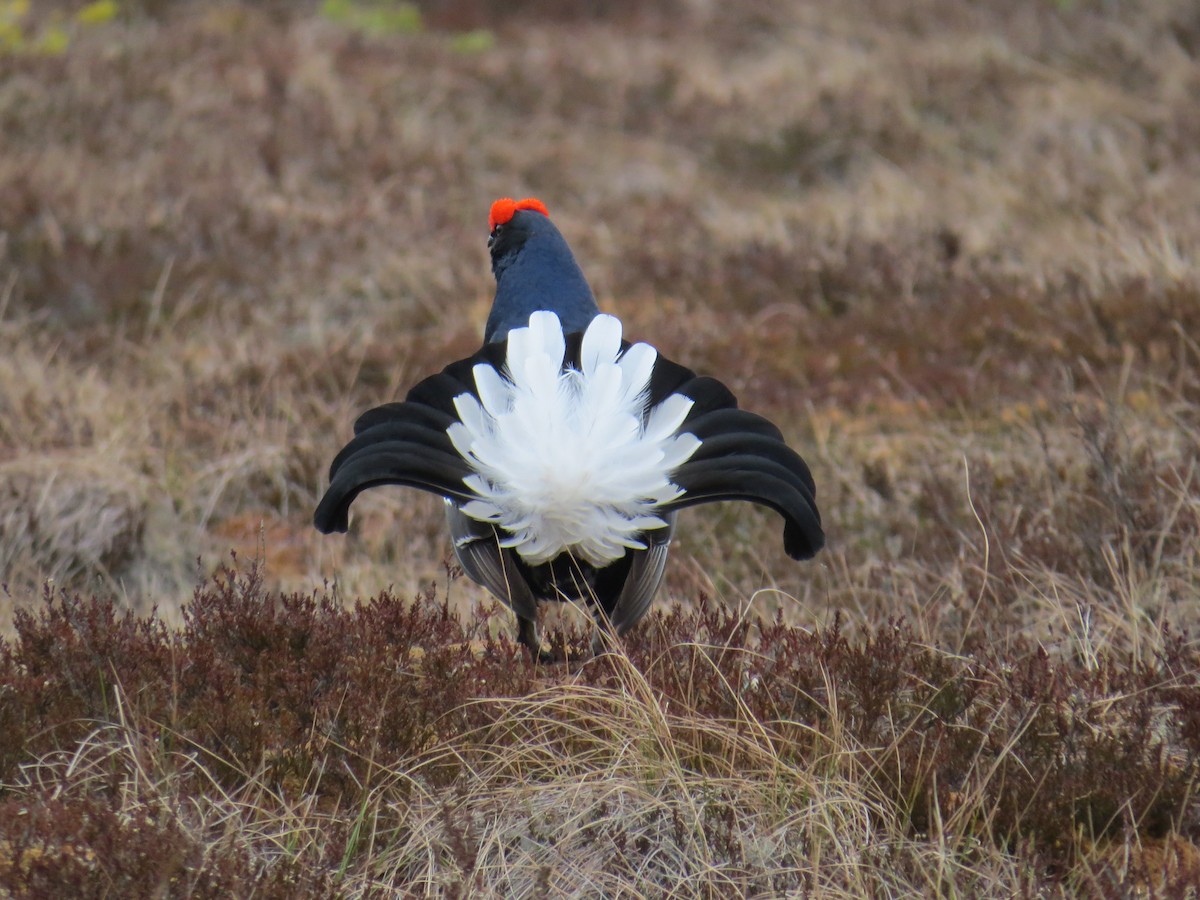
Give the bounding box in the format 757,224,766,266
449,312,698,567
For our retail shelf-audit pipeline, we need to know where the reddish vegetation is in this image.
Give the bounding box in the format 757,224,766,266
1,563,1197,894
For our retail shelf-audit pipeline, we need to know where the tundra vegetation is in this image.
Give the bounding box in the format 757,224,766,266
1,1,1198,895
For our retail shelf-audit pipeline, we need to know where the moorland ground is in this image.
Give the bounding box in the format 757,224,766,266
1,1,1199,895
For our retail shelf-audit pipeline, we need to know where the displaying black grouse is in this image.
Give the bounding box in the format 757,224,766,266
314,198,824,659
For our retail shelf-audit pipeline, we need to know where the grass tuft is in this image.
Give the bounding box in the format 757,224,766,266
1,565,1196,892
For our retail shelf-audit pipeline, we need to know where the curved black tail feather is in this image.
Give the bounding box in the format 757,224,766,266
314,330,824,572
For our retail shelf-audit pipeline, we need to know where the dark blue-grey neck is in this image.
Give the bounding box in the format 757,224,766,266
484,213,599,343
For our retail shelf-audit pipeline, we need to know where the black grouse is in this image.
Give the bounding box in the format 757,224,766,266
314,198,824,659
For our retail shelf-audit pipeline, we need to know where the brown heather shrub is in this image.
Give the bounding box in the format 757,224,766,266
0,561,536,793
1,565,1196,892
627,608,1199,855
904,391,1200,615
0,791,329,899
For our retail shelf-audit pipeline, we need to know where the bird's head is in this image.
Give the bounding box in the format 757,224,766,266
483,197,599,343
487,197,551,269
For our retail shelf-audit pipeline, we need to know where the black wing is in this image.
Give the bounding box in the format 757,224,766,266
656,361,824,562
444,501,540,624
312,346,502,535
605,512,676,635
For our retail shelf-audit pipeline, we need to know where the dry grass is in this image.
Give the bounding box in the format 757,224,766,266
3,572,1194,895
1,0,1199,894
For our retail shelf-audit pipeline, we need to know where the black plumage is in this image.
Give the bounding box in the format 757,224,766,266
314,327,822,657
315,197,822,660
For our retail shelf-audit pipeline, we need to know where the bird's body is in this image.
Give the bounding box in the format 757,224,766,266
314,198,823,658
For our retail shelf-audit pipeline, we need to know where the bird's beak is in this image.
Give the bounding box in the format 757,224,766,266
487,232,496,250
